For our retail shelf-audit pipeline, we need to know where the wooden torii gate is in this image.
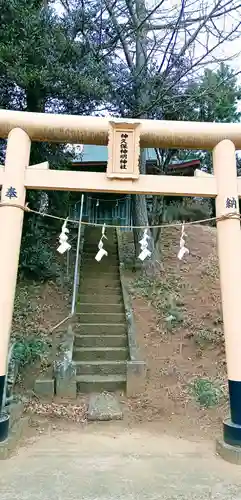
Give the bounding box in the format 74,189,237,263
0,110,241,457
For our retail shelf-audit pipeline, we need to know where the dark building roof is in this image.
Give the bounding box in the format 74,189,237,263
72,145,201,176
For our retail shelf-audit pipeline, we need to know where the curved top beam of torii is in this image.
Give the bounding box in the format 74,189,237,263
0,109,241,150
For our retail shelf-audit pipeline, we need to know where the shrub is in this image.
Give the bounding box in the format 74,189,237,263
13,337,50,369
165,199,211,223
190,377,225,408
19,224,60,280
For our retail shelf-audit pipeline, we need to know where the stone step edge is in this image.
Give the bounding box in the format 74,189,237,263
77,313,125,315
76,374,126,382
76,303,123,306
74,322,126,326
73,360,126,365
74,334,127,338
74,347,128,352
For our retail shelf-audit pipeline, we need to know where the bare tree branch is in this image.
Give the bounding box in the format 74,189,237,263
59,0,71,13
158,0,186,75
103,0,135,71
151,2,240,30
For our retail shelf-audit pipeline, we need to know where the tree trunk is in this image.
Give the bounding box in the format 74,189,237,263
132,150,156,268
131,0,157,268
25,84,48,231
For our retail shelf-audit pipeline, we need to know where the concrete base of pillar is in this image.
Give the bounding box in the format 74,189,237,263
216,418,241,464
0,399,28,459
223,418,241,447
0,416,29,460
0,412,10,443
216,439,241,465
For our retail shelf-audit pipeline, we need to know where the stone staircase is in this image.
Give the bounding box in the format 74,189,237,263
72,226,128,393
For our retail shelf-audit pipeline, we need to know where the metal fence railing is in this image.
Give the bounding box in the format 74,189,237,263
50,194,85,335
71,194,84,315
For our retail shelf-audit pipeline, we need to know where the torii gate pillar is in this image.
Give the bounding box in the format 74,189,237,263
0,128,30,439
213,140,241,451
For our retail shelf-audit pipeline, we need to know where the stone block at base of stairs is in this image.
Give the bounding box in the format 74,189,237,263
126,360,147,397
55,377,77,399
87,392,123,421
55,363,77,399
34,375,55,399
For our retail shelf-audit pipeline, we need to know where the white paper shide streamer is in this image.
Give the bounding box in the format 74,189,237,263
57,218,71,254
95,223,108,262
138,228,152,261
177,223,189,260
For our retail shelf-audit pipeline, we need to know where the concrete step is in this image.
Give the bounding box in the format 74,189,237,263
80,279,122,295
85,232,117,238
73,347,128,361
82,258,118,266
78,294,123,304
81,270,119,277
76,374,126,393
83,252,118,260
84,232,117,238
76,313,125,323
84,232,117,237
85,227,116,233
74,334,127,348
79,289,122,297
80,278,121,285
81,265,119,273
83,247,118,253
76,303,124,314
80,285,122,294
82,263,119,271
74,360,127,376
81,258,119,268
83,252,118,259
80,277,121,285
75,323,127,335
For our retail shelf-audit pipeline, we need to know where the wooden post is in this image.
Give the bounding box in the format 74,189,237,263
0,128,30,441
213,139,241,447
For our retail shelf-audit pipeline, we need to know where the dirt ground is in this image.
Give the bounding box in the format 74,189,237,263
122,225,227,441
2,425,241,500
12,277,71,391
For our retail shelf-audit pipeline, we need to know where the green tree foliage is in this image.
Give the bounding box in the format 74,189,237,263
186,65,241,218
0,0,108,112
0,0,109,278
191,63,241,124
151,64,241,232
